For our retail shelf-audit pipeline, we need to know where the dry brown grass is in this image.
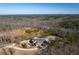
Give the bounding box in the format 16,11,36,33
22,28,45,40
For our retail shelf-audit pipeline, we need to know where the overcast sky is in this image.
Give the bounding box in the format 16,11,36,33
0,3,79,15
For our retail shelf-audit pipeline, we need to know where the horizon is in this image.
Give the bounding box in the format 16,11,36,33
0,14,79,16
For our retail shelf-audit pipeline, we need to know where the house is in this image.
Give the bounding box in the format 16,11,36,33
28,37,50,50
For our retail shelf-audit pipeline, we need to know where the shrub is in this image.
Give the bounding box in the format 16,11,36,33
65,32,79,44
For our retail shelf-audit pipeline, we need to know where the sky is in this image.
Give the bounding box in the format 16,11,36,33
0,3,79,15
